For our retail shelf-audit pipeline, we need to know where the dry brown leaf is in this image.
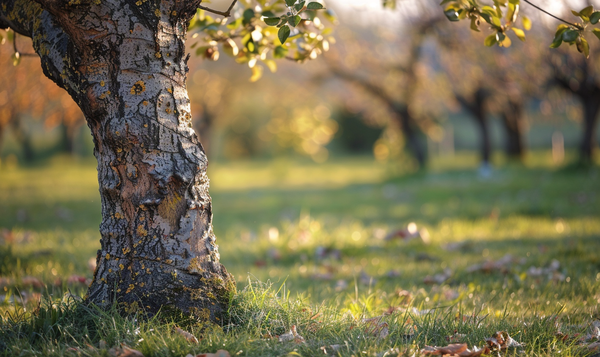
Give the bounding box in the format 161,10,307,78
457,346,490,357
175,327,199,344
421,343,467,355
278,325,305,343
485,331,524,351
446,333,467,343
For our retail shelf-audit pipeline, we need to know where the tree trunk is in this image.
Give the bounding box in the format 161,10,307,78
396,106,426,168
456,89,491,165
1,0,234,320
580,95,600,163
501,98,525,162
10,115,35,162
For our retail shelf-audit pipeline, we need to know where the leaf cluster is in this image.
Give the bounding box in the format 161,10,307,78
440,0,600,58
189,0,334,81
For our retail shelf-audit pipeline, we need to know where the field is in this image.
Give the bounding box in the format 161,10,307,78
0,152,599,356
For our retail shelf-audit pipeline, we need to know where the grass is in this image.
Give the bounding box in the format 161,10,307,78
0,152,599,356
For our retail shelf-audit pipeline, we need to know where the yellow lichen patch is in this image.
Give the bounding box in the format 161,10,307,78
105,254,110,260
115,212,122,219
135,0,141,5
122,301,139,314
137,225,148,237
155,8,161,17
167,87,173,93
119,264,125,270
188,257,203,274
100,80,105,87
140,216,145,222
108,269,113,273
142,101,148,106
165,108,172,114
130,81,146,95
122,247,130,255
126,284,135,293
155,52,162,58
189,288,204,301
116,148,122,153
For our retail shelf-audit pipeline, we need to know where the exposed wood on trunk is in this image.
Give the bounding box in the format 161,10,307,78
1,0,235,320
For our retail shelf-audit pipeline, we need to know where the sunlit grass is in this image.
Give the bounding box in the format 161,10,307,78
0,152,599,356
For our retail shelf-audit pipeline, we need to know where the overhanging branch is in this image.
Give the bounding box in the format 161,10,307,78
198,0,238,17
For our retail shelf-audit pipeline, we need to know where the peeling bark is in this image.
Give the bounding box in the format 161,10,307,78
1,0,234,320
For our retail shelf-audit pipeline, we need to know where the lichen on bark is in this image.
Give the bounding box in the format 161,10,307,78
0,0,235,321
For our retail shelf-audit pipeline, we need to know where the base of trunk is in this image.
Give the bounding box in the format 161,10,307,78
86,259,235,321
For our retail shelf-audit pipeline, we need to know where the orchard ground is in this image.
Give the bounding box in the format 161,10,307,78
0,151,599,356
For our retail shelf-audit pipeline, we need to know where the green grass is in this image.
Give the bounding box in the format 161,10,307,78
0,152,599,356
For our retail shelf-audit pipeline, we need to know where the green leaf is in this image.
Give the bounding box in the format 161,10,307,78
522,15,531,30
484,33,497,46
511,27,526,41
580,5,594,17
278,25,291,44
264,17,281,26
285,0,296,6
592,28,600,41
470,17,480,32
571,10,581,17
243,9,255,25
249,64,263,82
550,37,563,48
289,15,301,27
444,9,459,22
577,37,590,58
590,11,600,24
306,2,324,10
294,1,305,11
562,29,579,42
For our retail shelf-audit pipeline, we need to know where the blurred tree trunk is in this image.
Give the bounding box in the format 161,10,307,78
10,115,34,162
581,96,600,162
59,120,83,155
500,98,525,161
396,106,426,168
456,88,491,165
195,110,214,159
1,0,234,320
551,55,600,163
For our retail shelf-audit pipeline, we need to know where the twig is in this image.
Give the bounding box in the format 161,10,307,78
12,33,36,57
523,0,583,29
198,0,238,17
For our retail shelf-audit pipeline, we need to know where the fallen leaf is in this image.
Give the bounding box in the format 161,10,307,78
279,325,305,343
175,327,199,344
446,333,467,343
421,343,467,355
457,346,490,357
485,331,524,351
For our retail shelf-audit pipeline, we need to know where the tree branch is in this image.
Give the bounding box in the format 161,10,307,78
198,0,238,17
523,0,583,29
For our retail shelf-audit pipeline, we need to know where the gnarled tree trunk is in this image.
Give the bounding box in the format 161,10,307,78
456,88,491,165
1,0,234,320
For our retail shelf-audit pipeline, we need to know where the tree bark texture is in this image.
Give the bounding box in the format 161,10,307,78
500,98,525,161
1,0,235,320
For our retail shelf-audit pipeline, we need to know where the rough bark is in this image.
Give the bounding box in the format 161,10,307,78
0,0,234,320
500,98,525,161
456,88,491,165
